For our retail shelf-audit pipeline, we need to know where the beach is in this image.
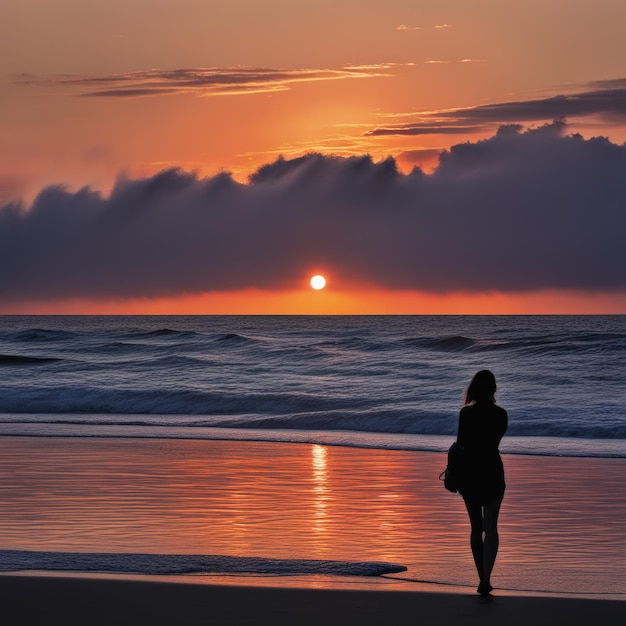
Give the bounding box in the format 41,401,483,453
1,573,625,626
0,436,624,624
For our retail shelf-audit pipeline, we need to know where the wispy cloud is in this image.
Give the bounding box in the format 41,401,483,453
364,78,626,137
440,81,626,123
344,63,414,70
366,124,483,137
589,77,626,90
397,23,451,31
425,58,486,65
18,66,395,98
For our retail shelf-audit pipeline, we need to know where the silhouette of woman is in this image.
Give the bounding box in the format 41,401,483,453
456,370,508,595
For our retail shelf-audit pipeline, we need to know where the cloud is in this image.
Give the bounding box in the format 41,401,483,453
1,122,625,301
396,24,450,31
588,78,626,90
344,63,413,70
19,66,394,98
424,59,485,65
443,86,626,123
365,124,484,136
364,78,626,136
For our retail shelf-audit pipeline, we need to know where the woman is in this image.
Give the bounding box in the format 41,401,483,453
456,370,508,595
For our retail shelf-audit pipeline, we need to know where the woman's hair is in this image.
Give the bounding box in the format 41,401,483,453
464,369,497,405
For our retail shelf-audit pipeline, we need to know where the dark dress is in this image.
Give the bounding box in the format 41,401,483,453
456,401,508,506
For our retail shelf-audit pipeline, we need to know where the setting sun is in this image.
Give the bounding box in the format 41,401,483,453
310,275,326,290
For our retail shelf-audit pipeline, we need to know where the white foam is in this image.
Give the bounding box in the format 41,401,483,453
0,550,406,577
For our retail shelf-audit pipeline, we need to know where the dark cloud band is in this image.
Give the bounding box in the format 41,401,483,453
1,122,624,301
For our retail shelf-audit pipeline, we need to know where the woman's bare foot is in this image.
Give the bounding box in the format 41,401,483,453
477,581,493,595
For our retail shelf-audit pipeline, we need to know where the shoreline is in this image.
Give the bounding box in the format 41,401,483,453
1,574,624,626
2,567,622,599
1,427,625,458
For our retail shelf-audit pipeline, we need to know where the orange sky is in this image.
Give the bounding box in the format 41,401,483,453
5,288,626,316
1,0,626,314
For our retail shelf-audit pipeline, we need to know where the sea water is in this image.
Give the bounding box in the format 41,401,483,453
0,315,624,455
1,315,625,594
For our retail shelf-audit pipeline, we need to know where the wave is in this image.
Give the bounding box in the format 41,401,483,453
0,354,63,365
404,333,625,355
312,336,392,353
0,549,406,577
404,335,515,352
2,329,77,342
0,316,623,453
125,328,200,340
0,387,366,416
1,405,624,440
149,355,213,367
118,330,259,345
87,341,159,355
212,332,259,345
416,335,477,351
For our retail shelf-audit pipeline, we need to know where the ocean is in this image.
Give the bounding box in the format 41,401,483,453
1,315,625,596
0,315,624,457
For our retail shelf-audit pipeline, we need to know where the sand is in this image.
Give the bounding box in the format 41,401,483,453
1,574,625,626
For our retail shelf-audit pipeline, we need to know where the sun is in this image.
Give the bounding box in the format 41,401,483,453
310,275,326,290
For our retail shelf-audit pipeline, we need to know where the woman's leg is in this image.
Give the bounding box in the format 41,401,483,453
462,498,485,583
481,496,503,589
463,495,503,593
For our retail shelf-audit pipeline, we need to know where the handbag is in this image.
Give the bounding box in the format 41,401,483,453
439,442,460,493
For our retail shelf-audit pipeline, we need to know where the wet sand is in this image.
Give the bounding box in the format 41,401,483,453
0,436,624,606
1,573,625,626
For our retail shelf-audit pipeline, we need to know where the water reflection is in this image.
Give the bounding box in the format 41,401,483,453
311,444,327,478
311,444,329,540
0,438,624,596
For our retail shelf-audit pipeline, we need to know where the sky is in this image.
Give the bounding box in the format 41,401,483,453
1,0,626,314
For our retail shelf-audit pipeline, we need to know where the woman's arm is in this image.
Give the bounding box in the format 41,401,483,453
456,407,470,447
